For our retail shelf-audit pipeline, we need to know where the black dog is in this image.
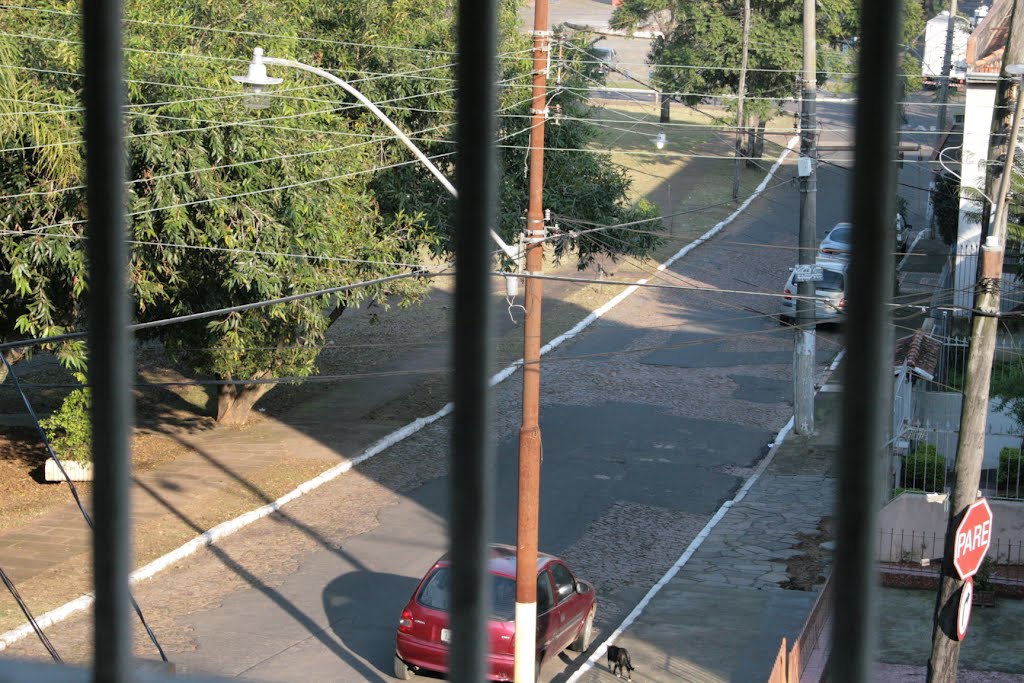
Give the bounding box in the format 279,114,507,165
607,645,635,680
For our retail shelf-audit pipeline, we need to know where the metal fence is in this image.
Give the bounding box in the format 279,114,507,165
928,335,1024,394
952,242,1024,315
893,422,1024,500
878,528,1024,575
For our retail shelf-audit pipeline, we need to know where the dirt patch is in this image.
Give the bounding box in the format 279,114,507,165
780,516,834,591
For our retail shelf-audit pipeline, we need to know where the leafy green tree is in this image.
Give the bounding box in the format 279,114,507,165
1,0,660,424
610,0,923,125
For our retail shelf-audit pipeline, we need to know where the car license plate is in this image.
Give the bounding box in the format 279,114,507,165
440,628,451,644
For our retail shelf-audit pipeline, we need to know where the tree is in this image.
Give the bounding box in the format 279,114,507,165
609,0,923,130
1,0,661,425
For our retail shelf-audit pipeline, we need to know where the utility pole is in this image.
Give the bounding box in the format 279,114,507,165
514,0,549,679
794,0,817,435
732,0,751,202
928,8,1024,680
936,0,958,136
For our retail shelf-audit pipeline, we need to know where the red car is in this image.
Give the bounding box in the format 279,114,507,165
394,544,597,681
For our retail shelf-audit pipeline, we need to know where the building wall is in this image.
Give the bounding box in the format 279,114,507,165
955,77,998,313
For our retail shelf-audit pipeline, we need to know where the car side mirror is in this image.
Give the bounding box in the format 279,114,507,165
575,580,592,595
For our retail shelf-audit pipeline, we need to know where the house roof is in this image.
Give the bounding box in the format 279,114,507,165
894,330,942,380
967,0,1010,74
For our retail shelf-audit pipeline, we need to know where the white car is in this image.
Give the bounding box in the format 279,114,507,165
779,260,849,325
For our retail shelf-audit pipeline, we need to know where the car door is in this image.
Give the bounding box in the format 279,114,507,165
549,562,585,652
535,570,557,657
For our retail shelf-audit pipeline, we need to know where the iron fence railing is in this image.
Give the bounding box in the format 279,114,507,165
877,528,1024,579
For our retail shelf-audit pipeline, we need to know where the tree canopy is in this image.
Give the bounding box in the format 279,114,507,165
0,0,660,424
610,0,924,121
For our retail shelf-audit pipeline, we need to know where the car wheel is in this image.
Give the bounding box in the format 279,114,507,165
394,654,414,680
569,608,595,652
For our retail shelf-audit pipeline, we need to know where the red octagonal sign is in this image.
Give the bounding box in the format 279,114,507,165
953,498,993,580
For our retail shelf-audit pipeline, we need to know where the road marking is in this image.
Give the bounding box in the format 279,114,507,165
0,136,802,653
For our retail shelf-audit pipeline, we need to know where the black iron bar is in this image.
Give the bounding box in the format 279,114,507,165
449,1,498,681
831,1,901,681
82,0,133,679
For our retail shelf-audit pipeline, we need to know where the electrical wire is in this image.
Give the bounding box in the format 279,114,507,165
0,353,168,662
0,565,63,663
0,270,433,353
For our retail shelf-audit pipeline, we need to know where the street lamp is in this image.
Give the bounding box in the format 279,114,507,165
232,47,520,261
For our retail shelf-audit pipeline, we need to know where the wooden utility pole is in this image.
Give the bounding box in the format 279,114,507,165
928,3,1024,679
732,0,751,201
514,0,549,679
794,0,817,435
936,0,958,135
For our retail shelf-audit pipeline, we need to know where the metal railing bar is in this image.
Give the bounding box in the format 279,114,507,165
82,0,133,679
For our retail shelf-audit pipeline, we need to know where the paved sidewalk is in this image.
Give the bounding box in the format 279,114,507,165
568,391,840,683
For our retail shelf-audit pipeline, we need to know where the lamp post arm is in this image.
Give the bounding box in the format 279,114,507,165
260,56,520,261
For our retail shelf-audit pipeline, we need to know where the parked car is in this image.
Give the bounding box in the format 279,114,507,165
895,213,910,253
394,544,597,681
818,222,853,260
779,259,849,325
818,217,910,261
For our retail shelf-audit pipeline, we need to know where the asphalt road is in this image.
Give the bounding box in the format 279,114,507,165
159,100,856,682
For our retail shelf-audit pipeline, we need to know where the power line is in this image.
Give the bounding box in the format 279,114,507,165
0,566,62,663
0,353,168,662
0,270,434,353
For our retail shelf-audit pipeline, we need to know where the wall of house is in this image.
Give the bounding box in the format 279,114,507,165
955,77,998,314
878,492,1024,564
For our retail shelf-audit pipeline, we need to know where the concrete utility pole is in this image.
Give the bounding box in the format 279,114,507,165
927,9,1024,679
732,0,751,202
936,0,959,135
514,0,549,679
794,0,817,435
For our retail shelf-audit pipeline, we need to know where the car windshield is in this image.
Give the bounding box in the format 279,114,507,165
417,567,517,621
828,226,852,244
816,270,845,292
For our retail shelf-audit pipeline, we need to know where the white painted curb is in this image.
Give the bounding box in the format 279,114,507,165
566,346,846,682
0,136,800,652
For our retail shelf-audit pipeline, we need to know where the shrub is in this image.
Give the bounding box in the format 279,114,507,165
40,389,92,464
900,443,947,492
998,447,1023,497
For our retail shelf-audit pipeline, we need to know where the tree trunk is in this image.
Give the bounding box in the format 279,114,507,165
660,94,670,123
216,373,274,425
0,348,26,384
745,117,760,167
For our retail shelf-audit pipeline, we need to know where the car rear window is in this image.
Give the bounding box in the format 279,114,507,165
829,226,852,243
817,270,845,292
417,568,517,621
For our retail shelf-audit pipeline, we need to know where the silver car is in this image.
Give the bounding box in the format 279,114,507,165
818,222,853,260
779,260,848,325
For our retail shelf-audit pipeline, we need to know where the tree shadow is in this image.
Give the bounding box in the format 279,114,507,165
321,570,420,678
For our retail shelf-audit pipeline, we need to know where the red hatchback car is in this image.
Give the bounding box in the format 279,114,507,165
394,544,597,681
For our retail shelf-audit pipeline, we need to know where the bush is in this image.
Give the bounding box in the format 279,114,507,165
40,389,92,464
998,447,1023,496
900,443,947,492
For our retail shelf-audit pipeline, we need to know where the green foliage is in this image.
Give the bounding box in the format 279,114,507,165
989,361,1024,428
933,172,961,245
609,1,923,121
900,443,946,492
998,447,1023,496
40,389,92,464
974,555,995,591
2,1,661,418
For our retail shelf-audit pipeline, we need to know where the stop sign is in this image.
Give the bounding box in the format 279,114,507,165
953,498,993,580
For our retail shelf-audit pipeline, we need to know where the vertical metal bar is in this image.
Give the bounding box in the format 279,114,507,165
82,0,132,680
831,1,900,680
449,1,497,681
